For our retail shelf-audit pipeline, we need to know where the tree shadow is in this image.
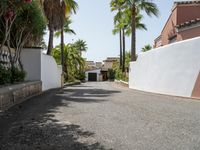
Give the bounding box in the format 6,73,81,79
55,84,121,103
0,85,116,150
1,118,112,150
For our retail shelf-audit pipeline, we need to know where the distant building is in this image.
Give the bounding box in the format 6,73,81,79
85,57,118,82
85,61,96,67
154,1,200,48
85,69,102,82
101,57,118,71
101,57,118,81
95,62,103,68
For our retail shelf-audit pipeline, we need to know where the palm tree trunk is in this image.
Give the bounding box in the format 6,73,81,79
61,27,69,82
119,28,123,69
61,27,64,72
47,27,54,55
131,3,136,61
122,28,125,73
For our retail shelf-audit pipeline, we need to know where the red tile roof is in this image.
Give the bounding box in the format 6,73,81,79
176,18,200,29
174,0,200,5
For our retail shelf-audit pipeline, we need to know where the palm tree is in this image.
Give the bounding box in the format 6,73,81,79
60,0,78,79
52,44,84,81
124,0,159,61
54,18,76,38
112,7,146,72
74,39,87,56
142,44,152,52
54,17,76,73
43,0,62,55
42,0,78,55
110,0,124,69
119,9,147,72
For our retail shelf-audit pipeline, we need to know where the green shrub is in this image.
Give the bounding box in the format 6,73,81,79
0,66,11,85
107,69,115,81
113,67,128,82
12,67,26,83
77,71,86,81
65,73,76,83
0,65,26,85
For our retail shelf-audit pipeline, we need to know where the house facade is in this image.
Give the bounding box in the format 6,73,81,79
85,57,118,82
154,1,200,48
101,57,118,81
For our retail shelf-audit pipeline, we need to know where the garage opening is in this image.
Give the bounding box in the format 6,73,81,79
88,73,97,81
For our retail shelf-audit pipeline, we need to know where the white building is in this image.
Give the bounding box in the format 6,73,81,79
85,69,102,82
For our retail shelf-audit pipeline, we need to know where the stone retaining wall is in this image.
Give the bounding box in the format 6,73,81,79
0,81,42,111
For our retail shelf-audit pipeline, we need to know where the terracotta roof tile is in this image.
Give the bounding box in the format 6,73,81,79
174,0,200,5
176,18,200,29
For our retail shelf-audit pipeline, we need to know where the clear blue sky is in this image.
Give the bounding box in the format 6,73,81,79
45,0,184,62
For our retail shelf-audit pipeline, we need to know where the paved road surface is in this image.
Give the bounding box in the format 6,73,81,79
1,82,200,150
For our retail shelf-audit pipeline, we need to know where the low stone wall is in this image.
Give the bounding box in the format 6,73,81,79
0,81,42,111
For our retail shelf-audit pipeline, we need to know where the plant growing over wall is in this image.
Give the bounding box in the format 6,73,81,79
112,51,131,82
9,0,46,69
52,43,85,82
0,0,46,84
141,44,152,52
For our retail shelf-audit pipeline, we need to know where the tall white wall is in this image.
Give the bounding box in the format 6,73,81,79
21,48,61,91
129,37,200,97
41,54,62,91
21,48,41,81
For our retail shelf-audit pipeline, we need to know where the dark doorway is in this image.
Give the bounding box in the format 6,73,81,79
101,71,108,81
88,73,97,81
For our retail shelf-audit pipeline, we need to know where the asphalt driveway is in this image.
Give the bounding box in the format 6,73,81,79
1,82,200,150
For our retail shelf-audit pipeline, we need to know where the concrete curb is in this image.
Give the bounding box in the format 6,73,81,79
130,88,200,101
114,80,129,87
64,81,81,86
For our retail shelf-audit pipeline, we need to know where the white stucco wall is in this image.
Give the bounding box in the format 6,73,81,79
85,69,101,81
21,48,41,81
129,37,200,97
21,48,61,91
41,54,62,91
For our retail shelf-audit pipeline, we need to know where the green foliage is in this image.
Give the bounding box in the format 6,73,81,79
52,43,86,82
112,51,130,82
141,44,152,52
74,39,88,54
0,0,46,86
11,0,47,47
107,69,115,81
11,67,26,83
54,18,76,38
43,0,78,54
0,66,11,85
113,64,128,82
0,65,26,85
110,0,159,61
76,71,86,81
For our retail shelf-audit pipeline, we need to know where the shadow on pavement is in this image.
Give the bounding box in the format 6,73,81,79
55,84,121,103
0,84,115,150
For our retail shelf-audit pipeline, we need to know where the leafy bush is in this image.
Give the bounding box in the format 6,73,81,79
11,67,26,83
76,71,86,81
0,65,26,85
0,66,11,85
113,67,128,82
66,73,76,83
107,69,115,81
